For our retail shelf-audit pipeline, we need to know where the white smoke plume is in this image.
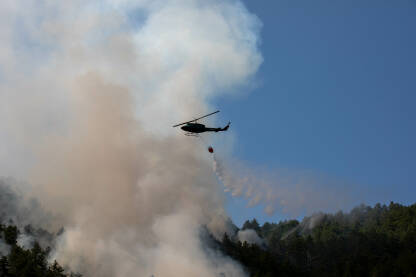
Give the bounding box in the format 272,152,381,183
0,0,261,276
213,154,353,217
236,229,263,246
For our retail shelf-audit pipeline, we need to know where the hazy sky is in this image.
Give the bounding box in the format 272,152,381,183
217,0,416,226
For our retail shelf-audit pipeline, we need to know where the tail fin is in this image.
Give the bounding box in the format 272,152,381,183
223,121,231,131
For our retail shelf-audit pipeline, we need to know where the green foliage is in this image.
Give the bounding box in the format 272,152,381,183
221,233,302,277
219,202,416,277
242,219,261,234
3,225,19,245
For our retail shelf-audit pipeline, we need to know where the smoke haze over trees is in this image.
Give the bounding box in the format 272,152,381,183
219,202,416,277
1,177,415,276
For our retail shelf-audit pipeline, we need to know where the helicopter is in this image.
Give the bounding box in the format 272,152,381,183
172,110,230,136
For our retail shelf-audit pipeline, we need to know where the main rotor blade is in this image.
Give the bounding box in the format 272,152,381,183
172,110,220,127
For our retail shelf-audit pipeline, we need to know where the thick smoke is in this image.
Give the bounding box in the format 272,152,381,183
0,0,261,276
0,178,54,229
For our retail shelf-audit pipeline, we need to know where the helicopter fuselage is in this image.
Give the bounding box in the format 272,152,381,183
180,122,229,133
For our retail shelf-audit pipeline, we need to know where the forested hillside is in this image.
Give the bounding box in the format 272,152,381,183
219,202,416,277
0,177,415,277
0,224,80,277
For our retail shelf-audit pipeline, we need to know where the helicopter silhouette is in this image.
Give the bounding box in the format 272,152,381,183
173,110,230,136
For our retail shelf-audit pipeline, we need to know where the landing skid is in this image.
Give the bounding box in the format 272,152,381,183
185,133,200,137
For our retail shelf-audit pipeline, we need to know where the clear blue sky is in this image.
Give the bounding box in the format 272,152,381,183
214,0,416,226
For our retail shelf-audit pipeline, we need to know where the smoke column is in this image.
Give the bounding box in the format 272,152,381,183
0,0,261,276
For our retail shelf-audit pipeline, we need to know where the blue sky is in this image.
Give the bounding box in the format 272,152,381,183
215,0,416,226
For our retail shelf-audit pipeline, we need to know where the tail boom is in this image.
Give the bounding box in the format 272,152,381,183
205,122,230,132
